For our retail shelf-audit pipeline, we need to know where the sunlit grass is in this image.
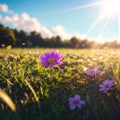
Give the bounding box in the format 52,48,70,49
0,89,16,112
0,48,120,120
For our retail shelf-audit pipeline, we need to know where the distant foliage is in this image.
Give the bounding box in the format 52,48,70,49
0,24,120,48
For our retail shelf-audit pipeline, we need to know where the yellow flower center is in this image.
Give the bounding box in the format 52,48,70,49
90,70,95,74
48,58,55,64
105,84,110,88
73,99,79,105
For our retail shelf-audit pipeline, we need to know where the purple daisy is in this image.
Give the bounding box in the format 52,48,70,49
99,79,114,93
86,68,100,77
69,95,85,110
40,50,63,68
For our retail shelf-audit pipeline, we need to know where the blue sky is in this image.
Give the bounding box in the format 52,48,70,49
0,0,119,42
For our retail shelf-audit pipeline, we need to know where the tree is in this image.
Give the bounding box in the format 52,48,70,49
70,37,80,48
0,25,16,47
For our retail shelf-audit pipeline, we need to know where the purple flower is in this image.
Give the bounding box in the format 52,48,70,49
69,95,85,110
32,70,38,74
86,68,100,77
99,79,114,93
40,50,62,68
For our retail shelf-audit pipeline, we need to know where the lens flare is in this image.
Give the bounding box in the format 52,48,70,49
101,0,120,17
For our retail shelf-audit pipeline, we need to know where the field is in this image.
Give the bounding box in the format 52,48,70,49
0,48,120,120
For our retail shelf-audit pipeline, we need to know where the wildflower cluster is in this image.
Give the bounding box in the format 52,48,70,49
1,49,119,119
40,50,114,111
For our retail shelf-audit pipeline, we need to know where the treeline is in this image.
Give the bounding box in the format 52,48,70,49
0,24,120,48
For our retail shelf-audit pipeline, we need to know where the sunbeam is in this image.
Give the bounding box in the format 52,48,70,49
96,16,112,43
45,2,102,16
117,14,120,40
85,15,104,35
99,15,112,35
45,0,120,42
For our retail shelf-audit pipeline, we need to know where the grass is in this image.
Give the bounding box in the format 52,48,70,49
0,48,120,120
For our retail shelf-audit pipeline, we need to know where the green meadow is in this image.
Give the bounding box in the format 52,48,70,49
0,48,120,120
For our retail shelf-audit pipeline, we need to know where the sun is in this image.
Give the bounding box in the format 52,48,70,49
101,0,120,17
47,0,120,42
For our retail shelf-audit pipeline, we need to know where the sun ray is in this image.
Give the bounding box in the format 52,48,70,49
45,2,102,16
117,14,120,40
85,15,104,35
45,0,120,42
96,16,112,43
100,0,120,41
99,15,112,35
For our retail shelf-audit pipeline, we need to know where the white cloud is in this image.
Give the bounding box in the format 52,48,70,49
49,25,72,39
73,33,87,40
3,13,41,32
0,4,12,13
0,3,114,43
1,11,73,40
0,4,8,12
0,3,89,40
0,15,3,20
